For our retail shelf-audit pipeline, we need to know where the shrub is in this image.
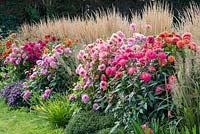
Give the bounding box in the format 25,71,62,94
23,40,78,97
72,25,197,130
64,111,115,134
33,95,76,128
1,35,47,81
97,128,125,134
0,34,17,83
0,80,28,108
1,34,78,103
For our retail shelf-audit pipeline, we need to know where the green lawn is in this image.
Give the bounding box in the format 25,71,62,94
0,99,63,134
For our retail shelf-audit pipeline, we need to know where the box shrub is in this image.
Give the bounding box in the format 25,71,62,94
72,26,197,130
64,111,115,134
97,128,125,134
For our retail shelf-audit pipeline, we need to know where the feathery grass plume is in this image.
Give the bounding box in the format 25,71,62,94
173,6,200,131
177,2,200,44
131,1,173,35
172,6,200,126
20,2,173,43
20,8,131,43
172,49,200,133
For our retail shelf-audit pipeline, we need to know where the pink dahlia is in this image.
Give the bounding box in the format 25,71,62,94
130,23,136,31
168,75,176,84
119,59,127,66
188,42,196,50
115,71,122,79
93,103,99,110
146,49,156,59
165,83,171,91
148,66,156,71
155,86,162,92
68,94,76,101
127,38,136,46
101,74,106,81
182,32,192,40
105,67,116,76
140,72,151,82
146,36,155,44
23,90,30,99
81,94,89,103
144,24,152,31
100,81,107,90
128,67,135,75
158,52,167,60
98,64,106,71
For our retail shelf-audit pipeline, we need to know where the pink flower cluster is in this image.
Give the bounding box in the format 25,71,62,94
36,54,59,75
41,88,51,99
23,90,30,99
21,40,46,63
68,94,77,101
35,44,72,75
4,40,46,66
74,23,198,112
81,94,89,103
4,44,28,65
75,30,172,91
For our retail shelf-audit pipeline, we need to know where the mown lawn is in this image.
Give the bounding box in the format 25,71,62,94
0,99,63,134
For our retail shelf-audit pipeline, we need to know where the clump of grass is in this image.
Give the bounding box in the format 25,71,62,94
172,49,200,133
142,1,173,34
173,5,200,132
20,2,173,44
33,95,76,128
20,8,131,45
132,1,173,35
177,3,200,44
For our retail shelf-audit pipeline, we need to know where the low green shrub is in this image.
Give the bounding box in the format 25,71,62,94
97,128,125,134
64,111,115,134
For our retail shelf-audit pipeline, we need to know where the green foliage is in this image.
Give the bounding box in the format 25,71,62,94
73,31,181,131
0,65,15,88
0,98,63,134
132,120,145,134
131,120,199,134
96,128,125,134
34,95,76,128
108,71,174,126
64,111,115,134
25,6,40,22
27,60,77,94
0,14,18,37
173,49,200,133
